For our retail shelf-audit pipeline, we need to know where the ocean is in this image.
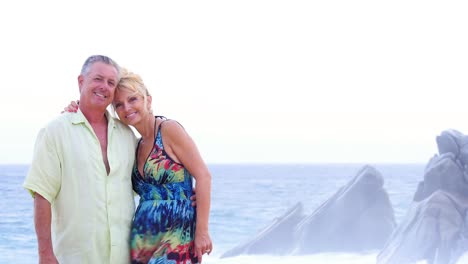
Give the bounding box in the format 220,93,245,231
1,163,463,264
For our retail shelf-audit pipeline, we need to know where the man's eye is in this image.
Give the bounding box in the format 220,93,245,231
130,97,138,102
108,81,116,87
115,103,122,108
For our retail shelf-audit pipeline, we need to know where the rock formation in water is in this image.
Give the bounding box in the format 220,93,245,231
221,165,396,257
293,165,396,254
221,202,305,258
377,129,468,264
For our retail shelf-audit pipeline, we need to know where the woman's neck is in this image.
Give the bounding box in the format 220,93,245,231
135,115,156,142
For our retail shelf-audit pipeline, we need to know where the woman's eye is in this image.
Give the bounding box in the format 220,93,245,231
115,103,122,108
130,97,138,102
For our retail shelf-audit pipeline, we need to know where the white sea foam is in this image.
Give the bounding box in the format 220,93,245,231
202,253,379,264
457,253,468,264
202,254,468,264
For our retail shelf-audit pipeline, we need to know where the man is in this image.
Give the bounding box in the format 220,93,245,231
24,55,137,264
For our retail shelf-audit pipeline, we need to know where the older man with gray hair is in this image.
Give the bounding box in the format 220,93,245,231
24,55,137,264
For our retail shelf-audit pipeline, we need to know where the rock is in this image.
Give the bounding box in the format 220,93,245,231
413,181,426,202
414,153,468,202
293,165,396,254
436,129,468,166
378,129,468,264
436,130,462,157
220,202,305,258
221,165,395,257
377,191,468,264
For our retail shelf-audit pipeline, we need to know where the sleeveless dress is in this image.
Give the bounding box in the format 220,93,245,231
130,117,198,264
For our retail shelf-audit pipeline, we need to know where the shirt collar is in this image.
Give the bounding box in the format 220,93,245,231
71,108,116,128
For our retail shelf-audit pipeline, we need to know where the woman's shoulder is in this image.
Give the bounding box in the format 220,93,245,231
160,119,184,131
159,118,187,140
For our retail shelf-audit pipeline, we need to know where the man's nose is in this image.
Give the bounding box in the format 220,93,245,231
100,79,113,89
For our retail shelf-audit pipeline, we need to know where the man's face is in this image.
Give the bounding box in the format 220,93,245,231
78,62,119,110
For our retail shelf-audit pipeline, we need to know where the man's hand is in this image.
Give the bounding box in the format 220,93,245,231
190,186,197,207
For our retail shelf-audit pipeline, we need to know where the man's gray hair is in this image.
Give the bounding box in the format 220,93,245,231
80,55,121,78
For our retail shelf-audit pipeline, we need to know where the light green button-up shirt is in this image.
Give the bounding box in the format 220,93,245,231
24,110,137,264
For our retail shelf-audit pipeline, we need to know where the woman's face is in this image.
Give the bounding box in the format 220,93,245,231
113,88,151,126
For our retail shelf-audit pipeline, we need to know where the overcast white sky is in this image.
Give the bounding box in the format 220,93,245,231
1,0,467,164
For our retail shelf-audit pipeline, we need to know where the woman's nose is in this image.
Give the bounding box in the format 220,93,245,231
123,102,130,111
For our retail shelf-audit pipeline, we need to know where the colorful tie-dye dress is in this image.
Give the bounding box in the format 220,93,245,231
130,118,198,264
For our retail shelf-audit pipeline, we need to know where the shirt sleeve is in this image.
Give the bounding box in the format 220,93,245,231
23,127,62,203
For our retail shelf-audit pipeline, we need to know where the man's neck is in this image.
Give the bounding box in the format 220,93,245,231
80,106,108,125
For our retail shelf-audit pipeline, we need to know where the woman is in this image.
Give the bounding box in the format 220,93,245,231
67,68,212,263
116,69,212,264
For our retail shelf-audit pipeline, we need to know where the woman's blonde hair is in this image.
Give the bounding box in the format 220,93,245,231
113,68,152,113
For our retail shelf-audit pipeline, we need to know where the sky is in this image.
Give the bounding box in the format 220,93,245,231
1,0,467,164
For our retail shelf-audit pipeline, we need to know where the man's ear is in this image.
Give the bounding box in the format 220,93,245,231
78,75,84,93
